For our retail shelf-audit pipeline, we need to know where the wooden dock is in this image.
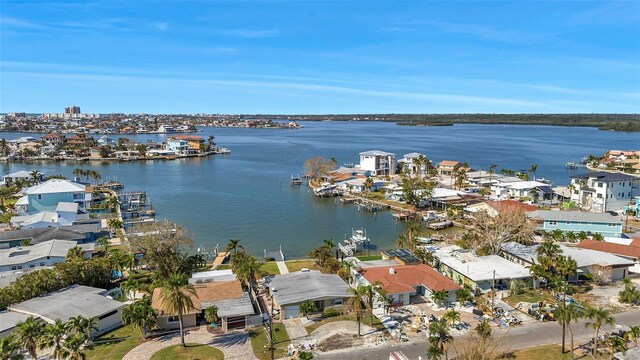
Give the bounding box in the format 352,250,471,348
427,220,453,230
212,251,230,269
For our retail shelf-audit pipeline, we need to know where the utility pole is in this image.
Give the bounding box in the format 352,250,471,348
270,287,276,360
491,270,496,311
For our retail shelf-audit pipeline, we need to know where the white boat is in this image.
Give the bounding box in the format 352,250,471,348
348,228,369,245
313,183,337,196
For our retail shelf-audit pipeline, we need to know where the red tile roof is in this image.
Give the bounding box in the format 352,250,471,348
360,264,460,294
487,200,539,212
577,239,640,259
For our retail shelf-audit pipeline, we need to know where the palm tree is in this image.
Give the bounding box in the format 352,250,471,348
107,218,123,235
428,319,452,360
60,334,86,360
72,168,86,181
106,196,120,212
536,239,561,259
556,303,583,359
608,335,627,354
29,170,41,185
66,246,86,261
158,273,197,347
529,164,538,180
204,305,220,324
226,238,241,256
432,290,448,307
348,285,368,337
0,186,13,211
67,315,99,341
323,238,335,250
404,221,421,250
475,319,492,339
14,316,41,359
443,309,460,326
363,177,374,192
625,325,640,348
96,236,110,251
40,319,68,360
396,233,407,249
121,278,140,299
89,170,101,184
585,306,615,357
592,233,604,241
122,298,157,339
0,335,22,360
231,252,261,290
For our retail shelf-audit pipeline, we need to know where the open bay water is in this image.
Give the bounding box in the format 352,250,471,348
2,122,638,258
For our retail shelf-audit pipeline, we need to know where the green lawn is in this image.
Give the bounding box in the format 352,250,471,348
215,264,232,270
249,323,291,360
510,344,605,359
503,289,557,307
356,255,382,261
150,343,224,360
260,262,280,275
304,313,384,334
85,325,143,360
285,260,320,273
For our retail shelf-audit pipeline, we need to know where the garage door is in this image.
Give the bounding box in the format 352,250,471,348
284,306,299,319
226,316,246,330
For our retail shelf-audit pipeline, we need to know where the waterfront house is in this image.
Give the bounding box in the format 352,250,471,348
435,247,532,293
577,238,640,274
97,135,116,147
23,179,91,215
269,270,352,319
41,133,64,145
2,170,45,184
0,239,93,272
497,180,553,201
569,171,640,212
0,285,123,336
437,160,462,176
397,152,430,175
381,249,422,265
341,177,384,193
0,223,103,249
501,241,634,281
152,280,260,331
527,210,623,238
358,150,396,176
11,202,82,229
168,135,206,153
464,200,539,218
358,264,460,306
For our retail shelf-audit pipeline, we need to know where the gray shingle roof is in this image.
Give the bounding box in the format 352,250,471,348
9,285,124,322
0,311,31,334
527,210,622,224
269,271,352,306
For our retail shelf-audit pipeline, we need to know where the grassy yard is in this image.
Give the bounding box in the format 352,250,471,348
215,264,232,270
260,262,280,275
149,343,224,360
249,323,291,360
503,289,557,307
356,255,382,261
85,325,143,360
304,313,384,334
509,344,607,359
285,260,320,273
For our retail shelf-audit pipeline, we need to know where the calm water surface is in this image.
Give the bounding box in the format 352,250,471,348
2,122,637,258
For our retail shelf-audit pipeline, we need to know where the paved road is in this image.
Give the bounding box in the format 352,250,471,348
317,310,640,360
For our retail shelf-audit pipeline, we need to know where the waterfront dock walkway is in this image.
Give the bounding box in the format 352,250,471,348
211,251,230,269
276,261,289,274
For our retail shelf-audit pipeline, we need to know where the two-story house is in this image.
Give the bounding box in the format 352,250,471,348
358,150,396,176
569,172,640,212
23,179,91,215
168,135,205,154
437,160,462,176
527,210,623,238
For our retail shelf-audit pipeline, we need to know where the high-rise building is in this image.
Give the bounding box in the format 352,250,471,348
65,106,81,114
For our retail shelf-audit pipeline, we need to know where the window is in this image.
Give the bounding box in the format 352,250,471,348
597,194,602,199
11,265,23,270
37,194,42,200
39,262,45,266
574,190,579,195
608,223,617,227
167,316,179,322
98,310,118,320
597,182,603,188
333,299,344,306
548,220,557,226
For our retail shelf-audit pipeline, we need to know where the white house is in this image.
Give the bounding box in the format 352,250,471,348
0,239,93,272
2,171,45,184
398,152,430,175
97,135,116,147
359,150,396,176
569,172,640,212
22,179,91,215
10,202,81,229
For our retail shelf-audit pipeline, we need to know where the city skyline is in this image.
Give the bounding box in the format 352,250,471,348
0,0,639,114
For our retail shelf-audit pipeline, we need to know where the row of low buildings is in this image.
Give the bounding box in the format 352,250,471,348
338,150,640,214
6,133,213,159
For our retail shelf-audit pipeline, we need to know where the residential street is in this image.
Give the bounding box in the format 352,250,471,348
318,309,640,360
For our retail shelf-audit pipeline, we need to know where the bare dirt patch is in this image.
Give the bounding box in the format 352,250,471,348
316,333,365,352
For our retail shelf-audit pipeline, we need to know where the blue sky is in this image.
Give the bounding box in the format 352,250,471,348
1,0,639,114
